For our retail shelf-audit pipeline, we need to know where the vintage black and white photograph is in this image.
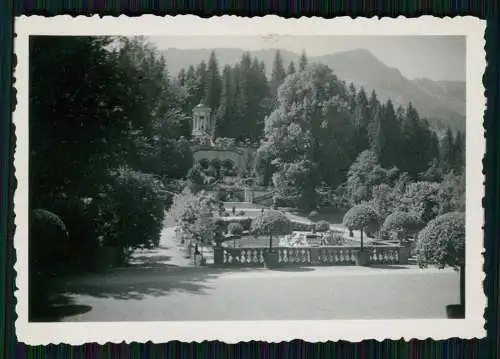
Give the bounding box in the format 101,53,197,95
14,16,485,344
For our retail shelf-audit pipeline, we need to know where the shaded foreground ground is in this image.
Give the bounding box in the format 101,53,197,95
46,227,460,322
58,266,458,321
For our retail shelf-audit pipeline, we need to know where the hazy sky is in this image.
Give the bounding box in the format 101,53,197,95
148,35,465,82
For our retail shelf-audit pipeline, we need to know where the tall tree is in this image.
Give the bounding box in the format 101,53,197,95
399,103,436,178
347,83,358,113
270,50,287,100
378,99,402,168
182,65,199,114
235,53,253,140
453,131,466,173
299,50,308,71
177,68,186,86
287,61,296,75
352,87,370,154
204,51,222,113
260,64,355,208
195,60,207,103
440,127,456,172
216,65,235,138
367,98,383,157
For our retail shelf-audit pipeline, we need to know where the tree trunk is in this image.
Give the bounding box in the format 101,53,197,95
460,263,465,309
360,229,364,251
269,231,273,249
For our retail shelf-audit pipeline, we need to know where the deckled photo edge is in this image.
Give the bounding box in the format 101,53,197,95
13,15,486,345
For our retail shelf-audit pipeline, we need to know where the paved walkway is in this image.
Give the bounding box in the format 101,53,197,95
48,224,459,322
58,265,458,321
125,227,192,268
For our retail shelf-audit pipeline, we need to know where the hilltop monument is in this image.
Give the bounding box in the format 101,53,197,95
191,102,215,138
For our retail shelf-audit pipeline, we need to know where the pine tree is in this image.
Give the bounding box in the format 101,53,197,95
287,61,296,75
440,128,456,172
453,131,465,173
249,56,271,141
299,50,308,71
182,65,199,114
400,103,437,177
353,87,370,154
177,68,186,86
378,99,402,168
235,53,252,141
367,90,382,155
204,51,222,113
368,104,384,159
347,83,357,113
195,61,207,103
216,65,234,138
270,50,287,100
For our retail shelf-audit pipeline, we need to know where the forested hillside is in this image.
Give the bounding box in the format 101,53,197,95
163,47,465,132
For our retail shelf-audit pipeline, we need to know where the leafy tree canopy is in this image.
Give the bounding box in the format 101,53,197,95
342,204,379,231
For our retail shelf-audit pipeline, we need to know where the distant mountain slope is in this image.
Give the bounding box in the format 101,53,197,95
161,48,465,132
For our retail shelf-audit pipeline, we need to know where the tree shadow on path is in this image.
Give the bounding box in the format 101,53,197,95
369,264,413,270
268,266,316,272
53,264,267,303
31,294,92,322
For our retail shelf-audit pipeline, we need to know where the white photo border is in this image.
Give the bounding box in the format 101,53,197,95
13,15,486,345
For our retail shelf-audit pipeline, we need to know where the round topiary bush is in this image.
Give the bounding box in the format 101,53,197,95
381,211,422,242
416,212,465,269
227,222,244,236
315,220,330,232
342,204,379,250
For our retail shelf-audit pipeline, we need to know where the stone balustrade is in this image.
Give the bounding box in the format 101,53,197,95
214,244,404,267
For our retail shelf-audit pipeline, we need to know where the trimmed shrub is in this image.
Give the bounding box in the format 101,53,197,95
343,204,379,249
227,222,244,235
238,210,246,216
416,212,465,269
381,211,423,241
217,217,252,232
315,220,330,232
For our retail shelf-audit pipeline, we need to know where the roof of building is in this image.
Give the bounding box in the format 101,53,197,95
193,102,211,110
